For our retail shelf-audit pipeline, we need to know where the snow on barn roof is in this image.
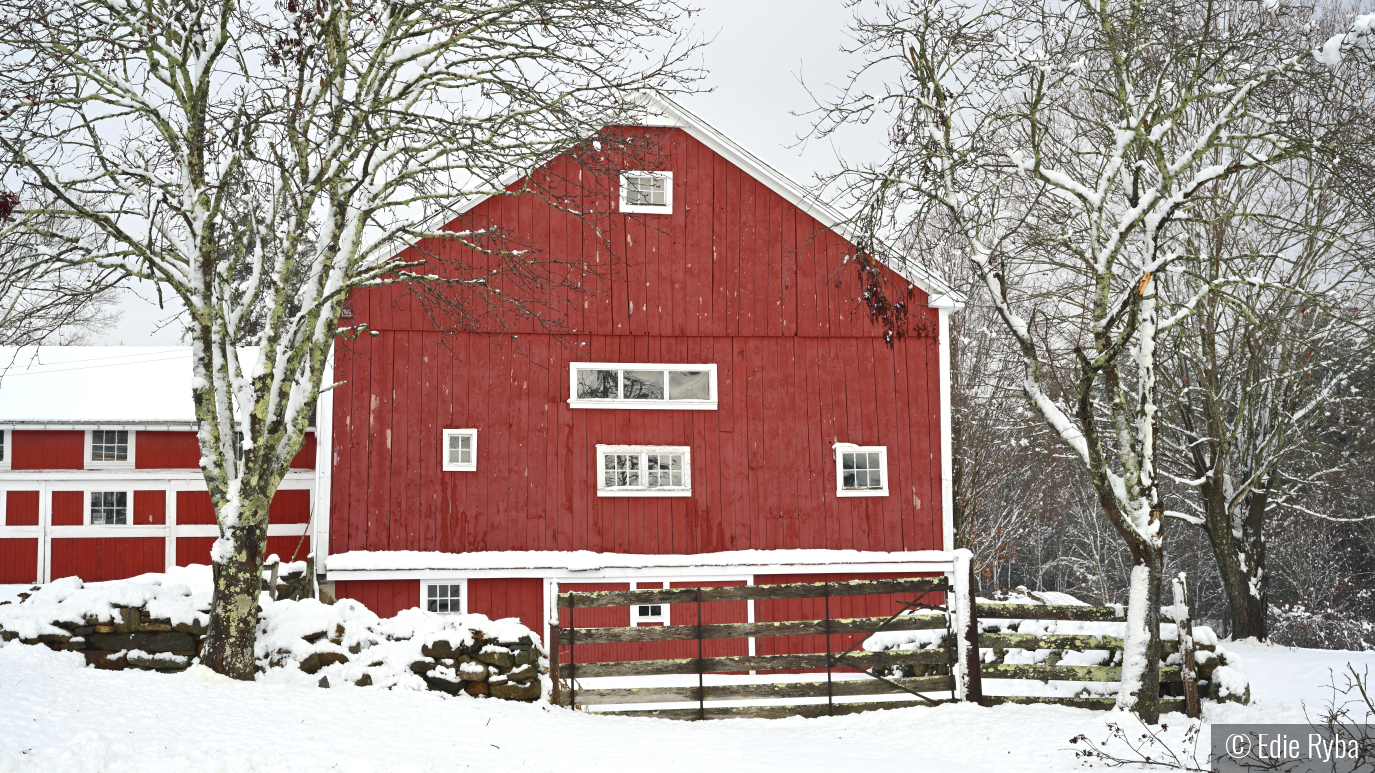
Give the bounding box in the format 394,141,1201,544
0,347,198,425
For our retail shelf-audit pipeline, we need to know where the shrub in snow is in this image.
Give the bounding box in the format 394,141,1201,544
1269,604,1375,652
0,567,549,702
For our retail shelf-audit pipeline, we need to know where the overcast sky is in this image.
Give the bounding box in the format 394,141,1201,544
96,0,883,345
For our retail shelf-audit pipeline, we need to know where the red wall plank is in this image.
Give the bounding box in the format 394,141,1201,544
334,579,418,619
468,578,544,638
269,490,311,524
176,492,217,525
0,539,37,583
133,490,166,525
51,491,84,525
5,491,39,526
175,537,216,567
50,538,164,582
135,431,200,469
12,430,83,470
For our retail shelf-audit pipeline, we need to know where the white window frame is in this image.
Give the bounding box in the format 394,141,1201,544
630,581,670,626
569,363,717,410
595,445,692,498
88,488,135,525
834,443,890,498
0,429,10,471
86,429,135,469
441,429,478,472
420,579,468,615
619,170,673,214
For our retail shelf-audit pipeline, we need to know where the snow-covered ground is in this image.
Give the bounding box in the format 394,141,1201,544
1,599,1371,773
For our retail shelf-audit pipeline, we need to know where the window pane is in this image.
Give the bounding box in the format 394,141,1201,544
626,470,639,487
621,371,664,399
576,369,618,399
437,599,449,612
671,471,682,487
668,371,710,400
427,600,438,612
843,471,856,489
670,454,682,471
428,585,437,598
867,453,880,470
842,453,855,470
870,466,881,488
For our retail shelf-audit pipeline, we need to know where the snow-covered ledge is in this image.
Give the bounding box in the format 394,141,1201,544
326,549,956,580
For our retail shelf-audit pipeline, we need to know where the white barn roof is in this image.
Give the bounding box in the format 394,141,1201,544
0,347,198,425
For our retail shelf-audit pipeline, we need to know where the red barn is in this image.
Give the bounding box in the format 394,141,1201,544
319,95,963,654
0,347,318,584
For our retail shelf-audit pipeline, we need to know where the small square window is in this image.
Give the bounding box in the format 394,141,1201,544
634,604,666,625
619,171,673,214
835,444,889,497
87,429,134,468
425,581,464,614
442,429,477,472
596,445,691,497
90,491,128,524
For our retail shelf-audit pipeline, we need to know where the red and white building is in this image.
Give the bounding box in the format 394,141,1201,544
318,95,964,651
1,97,963,658
0,348,318,584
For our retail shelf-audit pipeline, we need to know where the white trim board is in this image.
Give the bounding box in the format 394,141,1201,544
329,561,954,582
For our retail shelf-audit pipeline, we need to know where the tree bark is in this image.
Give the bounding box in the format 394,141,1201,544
199,503,270,680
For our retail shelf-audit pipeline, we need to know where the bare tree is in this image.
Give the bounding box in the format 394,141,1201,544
810,0,1375,720
0,200,119,346
0,0,700,678
1158,161,1375,641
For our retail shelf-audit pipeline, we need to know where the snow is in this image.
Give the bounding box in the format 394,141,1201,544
0,634,1370,772
0,570,212,639
327,549,953,573
0,347,197,423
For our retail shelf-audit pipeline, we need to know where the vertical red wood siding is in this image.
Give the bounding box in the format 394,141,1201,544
50,491,84,525
331,127,945,559
175,537,216,567
334,579,418,618
12,430,84,470
135,431,201,469
5,491,39,526
132,490,165,525
50,538,164,582
175,492,217,524
0,539,37,583
467,578,544,636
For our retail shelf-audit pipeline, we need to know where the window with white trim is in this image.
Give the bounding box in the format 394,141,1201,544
834,444,889,497
619,171,672,214
596,445,691,497
0,429,8,470
633,603,667,625
442,429,477,472
569,363,717,409
423,581,466,614
90,491,129,524
86,429,134,468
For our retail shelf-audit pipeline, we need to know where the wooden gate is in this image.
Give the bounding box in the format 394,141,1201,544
552,577,954,720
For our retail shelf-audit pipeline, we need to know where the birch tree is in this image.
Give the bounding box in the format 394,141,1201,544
0,0,700,678
811,0,1375,720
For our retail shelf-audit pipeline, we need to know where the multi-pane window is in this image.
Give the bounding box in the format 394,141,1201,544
90,430,129,463
596,445,691,497
425,582,463,614
635,604,666,624
0,429,6,465
441,429,477,471
90,491,128,524
835,445,889,497
620,171,672,213
570,364,716,409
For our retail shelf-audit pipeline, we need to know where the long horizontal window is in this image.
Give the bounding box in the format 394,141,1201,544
596,445,691,497
569,364,717,410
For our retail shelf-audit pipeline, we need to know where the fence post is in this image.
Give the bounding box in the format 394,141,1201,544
1171,573,1201,718
549,625,561,707
951,548,983,704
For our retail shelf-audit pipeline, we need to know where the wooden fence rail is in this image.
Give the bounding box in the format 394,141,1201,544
555,613,947,645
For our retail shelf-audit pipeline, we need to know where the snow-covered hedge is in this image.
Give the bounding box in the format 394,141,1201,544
0,566,549,702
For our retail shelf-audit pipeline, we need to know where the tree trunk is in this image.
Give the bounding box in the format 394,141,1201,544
1116,542,1164,723
1200,475,1269,641
199,504,270,680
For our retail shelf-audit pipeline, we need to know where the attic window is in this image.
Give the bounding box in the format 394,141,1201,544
87,429,134,468
569,363,716,410
442,429,477,471
835,444,889,498
620,171,672,214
